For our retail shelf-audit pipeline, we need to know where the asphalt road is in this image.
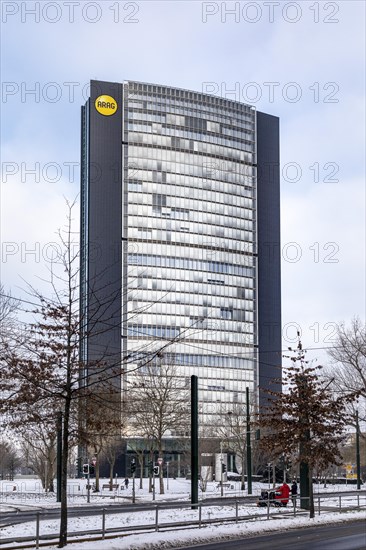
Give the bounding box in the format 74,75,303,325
175,521,366,549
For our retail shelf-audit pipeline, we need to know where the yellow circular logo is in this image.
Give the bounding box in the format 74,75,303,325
95,95,118,116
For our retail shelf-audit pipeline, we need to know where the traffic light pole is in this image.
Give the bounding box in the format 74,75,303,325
191,375,199,509
87,470,90,503
132,472,135,503
356,410,361,491
152,468,155,501
246,387,252,495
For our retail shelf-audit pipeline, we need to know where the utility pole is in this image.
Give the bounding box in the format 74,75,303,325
246,387,252,495
191,375,199,508
356,410,361,491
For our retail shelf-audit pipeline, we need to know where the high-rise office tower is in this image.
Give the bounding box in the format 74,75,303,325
80,80,281,429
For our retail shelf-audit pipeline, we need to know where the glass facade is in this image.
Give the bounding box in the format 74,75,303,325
121,82,258,422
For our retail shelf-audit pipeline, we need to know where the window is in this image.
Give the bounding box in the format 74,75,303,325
220,308,233,320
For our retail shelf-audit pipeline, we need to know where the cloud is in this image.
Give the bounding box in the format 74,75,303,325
1,0,365,364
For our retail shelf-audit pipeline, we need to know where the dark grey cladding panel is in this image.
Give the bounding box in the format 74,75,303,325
87,80,123,371
256,111,282,405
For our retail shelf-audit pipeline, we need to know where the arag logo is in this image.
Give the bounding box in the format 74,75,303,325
95,95,118,116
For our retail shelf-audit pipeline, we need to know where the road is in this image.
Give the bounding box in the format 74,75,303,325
175,521,366,549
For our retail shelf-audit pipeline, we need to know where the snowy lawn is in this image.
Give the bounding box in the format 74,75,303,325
1,478,365,548
1,477,363,510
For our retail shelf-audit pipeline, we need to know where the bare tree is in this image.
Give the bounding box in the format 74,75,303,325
127,437,150,489
81,393,127,491
103,436,121,488
325,318,366,427
129,361,190,494
0,439,21,480
20,424,57,491
0,285,18,329
215,405,247,489
0,201,193,545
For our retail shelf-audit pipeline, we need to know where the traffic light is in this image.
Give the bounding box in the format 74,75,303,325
89,465,95,475
148,460,153,474
222,463,227,473
82,464,89,475
131,459,136,474
153,465,160,476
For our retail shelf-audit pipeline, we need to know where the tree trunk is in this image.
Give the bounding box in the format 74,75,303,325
241,454,245,490
139,455,143,489
159,444,164,495
59,404,70,548
109,459,115,489
309,466,315,518
48,475,55,493
95,459,100,492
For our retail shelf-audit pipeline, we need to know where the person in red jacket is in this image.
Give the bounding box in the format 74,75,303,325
274,482,290,506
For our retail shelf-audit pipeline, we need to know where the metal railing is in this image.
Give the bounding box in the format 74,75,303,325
0,491,365,549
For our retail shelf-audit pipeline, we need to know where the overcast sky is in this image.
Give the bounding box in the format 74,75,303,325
1,0,365,366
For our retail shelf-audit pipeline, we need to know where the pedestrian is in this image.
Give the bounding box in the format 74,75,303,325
291,480,298,505
274,482,290,506
124,477,129,489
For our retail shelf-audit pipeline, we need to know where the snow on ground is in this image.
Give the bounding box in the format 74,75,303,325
1,478,365,549
18,511,366,550
0,477,363,510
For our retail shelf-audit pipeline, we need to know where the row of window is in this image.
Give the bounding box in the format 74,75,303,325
127,326,255,346
129,189,255,215
127,292,254,308
126,351,255,369
129,301,254,318
127,325,180,339
126,119,254,150
125,95,254,128
127,147,254,171
127,281,255,301
125,241,256,265
128,194,255,222
127,326,255,345
127,181,255,209
127,231,256,258
129,226,253,243
125,170,255,199
126,157,256,180
127,133,255,163
128,254,254,277
127,154,255,186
